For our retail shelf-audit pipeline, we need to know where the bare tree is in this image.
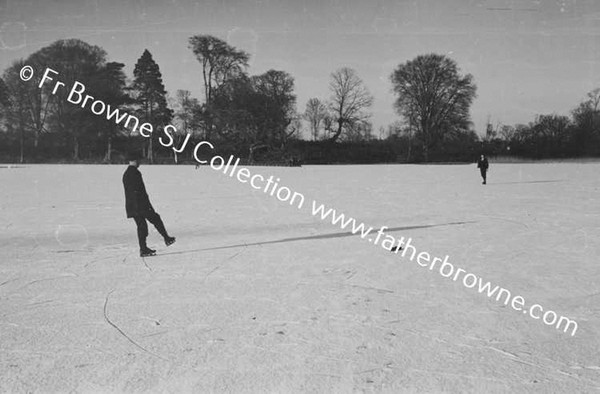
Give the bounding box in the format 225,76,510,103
327,67,374,142
283,115,302,146
342,120,373,142
304,98,327,140
171,89,201,163
188,35,249,105
498,125,516,141
572,88,600,134
2,61,42,163
188,35,250,139
251,69,297,148
391,54,477,161
532,114,571,141
322,113,334,139
587,88,600,111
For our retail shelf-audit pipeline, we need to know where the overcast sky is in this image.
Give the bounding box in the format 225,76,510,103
1,0,599,137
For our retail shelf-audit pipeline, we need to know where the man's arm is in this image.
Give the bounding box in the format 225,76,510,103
135,171,149,199
134,171,153,211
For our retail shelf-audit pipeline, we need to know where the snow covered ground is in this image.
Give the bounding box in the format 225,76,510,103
1,162,600,393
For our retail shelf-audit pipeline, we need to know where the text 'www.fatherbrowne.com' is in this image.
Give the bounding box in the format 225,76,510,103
310,200,578,337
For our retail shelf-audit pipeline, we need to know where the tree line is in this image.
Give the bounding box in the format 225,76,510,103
477,90,600,159
0,36,596,164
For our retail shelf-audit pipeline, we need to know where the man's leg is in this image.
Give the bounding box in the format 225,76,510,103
146,211,176,245
145,211,168,238
133,216,149,249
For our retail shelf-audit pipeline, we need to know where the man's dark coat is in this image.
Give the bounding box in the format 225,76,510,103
477,157,489,171
123,165,153,218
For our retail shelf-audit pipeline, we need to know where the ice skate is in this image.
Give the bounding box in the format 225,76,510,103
140,247,156,257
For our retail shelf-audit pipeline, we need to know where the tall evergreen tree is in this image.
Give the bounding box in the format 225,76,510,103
131,49,172,163
91,62,129,162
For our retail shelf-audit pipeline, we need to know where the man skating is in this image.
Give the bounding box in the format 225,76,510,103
123,152,176,257
477,154,489,185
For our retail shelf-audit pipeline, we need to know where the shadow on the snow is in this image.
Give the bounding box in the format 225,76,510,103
160,221,474,256
487,180,564,185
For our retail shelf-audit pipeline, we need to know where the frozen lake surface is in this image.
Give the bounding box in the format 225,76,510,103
1,163,600,392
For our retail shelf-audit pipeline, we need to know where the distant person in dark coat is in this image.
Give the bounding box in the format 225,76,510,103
123,152,175,257
477,154,489,185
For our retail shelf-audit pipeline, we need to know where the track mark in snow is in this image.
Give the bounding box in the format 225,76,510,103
311,373,341,379
103,290,167,361
347,284,394,294
248,343,351,363
15,274,77,291
26,299,55,307
357,367,382,374
569,365,600,371
139,315,161,326
572,365,600,371
0,277,19,287
402,328,454,345
485,346,536,366
203,248,246,282
203,266,219,282
84,253,123,268
480,215,530,230
483,345,600,385
464,336,599,384
226,247,246,261
404,329,582,383
142,330,169,338
141,257,153,272
407,367,508,382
